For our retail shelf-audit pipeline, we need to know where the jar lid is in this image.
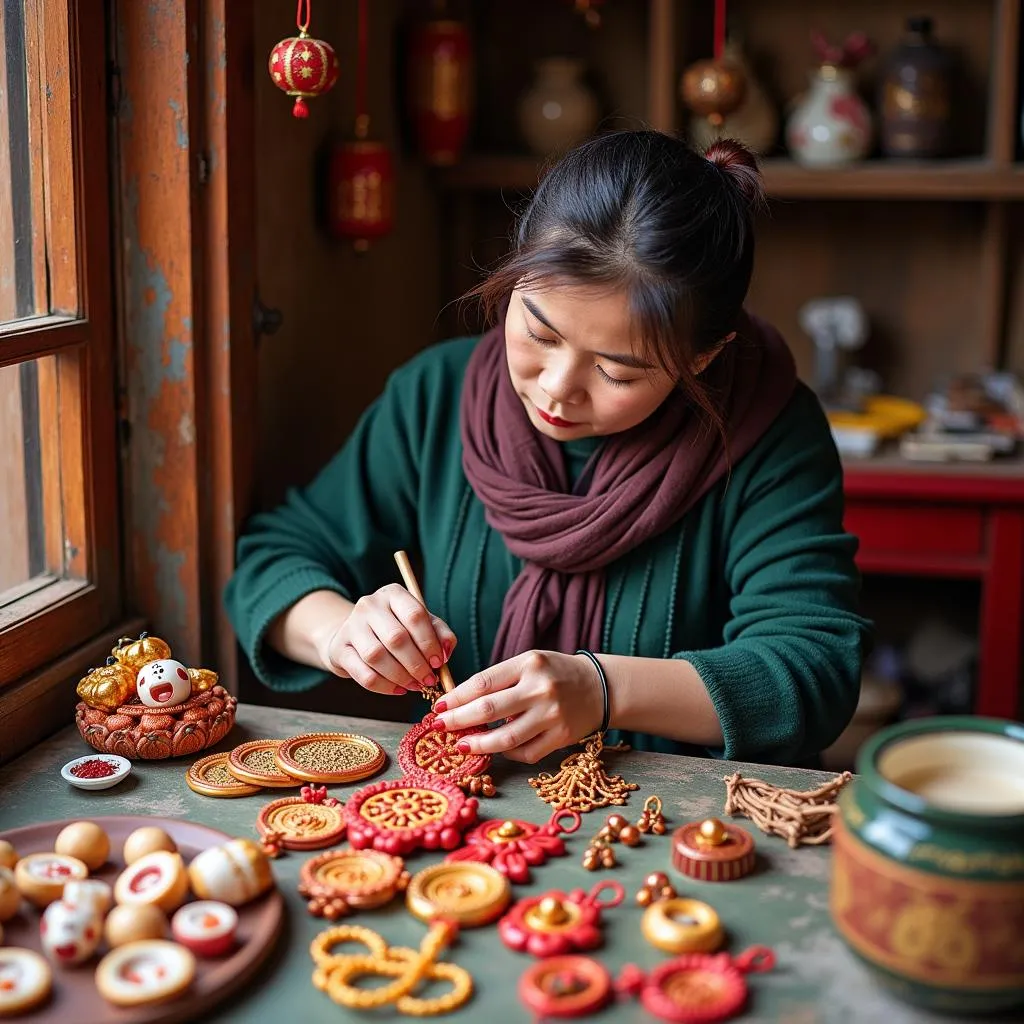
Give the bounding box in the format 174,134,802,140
671,818,756,882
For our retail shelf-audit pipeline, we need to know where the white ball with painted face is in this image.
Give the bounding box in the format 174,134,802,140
136,659,191,708
40,897,102,965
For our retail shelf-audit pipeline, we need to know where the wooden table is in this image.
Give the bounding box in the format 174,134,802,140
844,450,1024,721
0,704,1008,1023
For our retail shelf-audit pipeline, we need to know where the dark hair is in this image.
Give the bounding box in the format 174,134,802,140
471,130,764,431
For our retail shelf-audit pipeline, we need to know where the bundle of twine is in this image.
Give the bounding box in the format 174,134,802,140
723,771,853,848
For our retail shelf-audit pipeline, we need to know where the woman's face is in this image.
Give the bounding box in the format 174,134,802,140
504,283,676,440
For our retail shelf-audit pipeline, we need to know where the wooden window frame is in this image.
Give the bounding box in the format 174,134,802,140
0,0,121,687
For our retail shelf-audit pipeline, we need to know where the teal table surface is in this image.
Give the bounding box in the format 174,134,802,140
0,704,999,1023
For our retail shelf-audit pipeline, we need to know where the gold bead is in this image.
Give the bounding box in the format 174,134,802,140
600,848,616,868
637,813,652,833
606,813,628,834
536,895,570,926
697,818,727,846
645,871,669,890
636,887,653,907
660,885,677,901
652,820,667,835
496,820,524,839
618,825,641,847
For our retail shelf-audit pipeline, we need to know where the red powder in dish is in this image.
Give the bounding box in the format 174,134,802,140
70,758,119,779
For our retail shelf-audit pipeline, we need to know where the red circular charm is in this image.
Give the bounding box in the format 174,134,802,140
498,880,624,957
519,955,612,1018
445,809,581,883
343,776,478,856
616,947,776,1023
398,713,494,794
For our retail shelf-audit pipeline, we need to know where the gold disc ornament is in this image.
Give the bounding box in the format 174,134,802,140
275,732,386,785
406,862,511,928
299,848,409,919
257,788,347,851
227,739,300,788
187,752,263,798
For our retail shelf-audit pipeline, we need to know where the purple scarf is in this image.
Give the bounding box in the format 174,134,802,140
459,311,798,662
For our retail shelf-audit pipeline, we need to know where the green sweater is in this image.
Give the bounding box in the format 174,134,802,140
225,336,870,765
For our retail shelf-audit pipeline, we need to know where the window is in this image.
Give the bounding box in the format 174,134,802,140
0,0,120,686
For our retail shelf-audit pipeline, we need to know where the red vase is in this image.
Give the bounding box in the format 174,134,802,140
407,19,473,165
328,140,395,251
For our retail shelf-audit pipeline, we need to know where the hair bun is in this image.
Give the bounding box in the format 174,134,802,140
703,139,764,210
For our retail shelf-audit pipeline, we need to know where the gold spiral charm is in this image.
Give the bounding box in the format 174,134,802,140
406,862,511,927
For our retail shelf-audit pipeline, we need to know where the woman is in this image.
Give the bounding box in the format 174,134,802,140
224,130,870,768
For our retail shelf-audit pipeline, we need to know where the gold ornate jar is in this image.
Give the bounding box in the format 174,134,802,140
830,716,1024,1014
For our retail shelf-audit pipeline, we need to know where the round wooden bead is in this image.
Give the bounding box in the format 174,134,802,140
618,825,641,847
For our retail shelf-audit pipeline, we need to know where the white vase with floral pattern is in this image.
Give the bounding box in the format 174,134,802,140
786,64,873,167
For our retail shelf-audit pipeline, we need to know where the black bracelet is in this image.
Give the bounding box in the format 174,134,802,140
575,649,610,736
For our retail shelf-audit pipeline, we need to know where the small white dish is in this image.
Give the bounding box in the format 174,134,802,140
61,754,132,791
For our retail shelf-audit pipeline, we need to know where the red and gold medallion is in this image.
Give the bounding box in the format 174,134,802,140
671,818,756,882
398,713,495,796
616,947,776,1023
519,955,613,1018
343,777,478,856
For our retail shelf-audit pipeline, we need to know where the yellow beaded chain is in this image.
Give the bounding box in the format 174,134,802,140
309,922,473,1016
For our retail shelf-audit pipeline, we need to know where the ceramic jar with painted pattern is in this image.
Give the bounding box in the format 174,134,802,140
786,64,872,167
830,716,1024,1014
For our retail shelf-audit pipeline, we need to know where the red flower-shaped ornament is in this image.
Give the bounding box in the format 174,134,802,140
445,809,581,883
498,880,624,957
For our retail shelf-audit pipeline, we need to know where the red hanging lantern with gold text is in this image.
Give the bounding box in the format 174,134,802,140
407,13,473,166
269,0,339,118
328,0,394,250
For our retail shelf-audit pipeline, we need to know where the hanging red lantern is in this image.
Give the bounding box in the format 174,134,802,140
268,0,339,119
407,15,473,166
328,0,394,251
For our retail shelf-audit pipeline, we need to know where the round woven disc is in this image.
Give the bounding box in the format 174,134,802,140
518,955,611,1018
406,862,510,927
186,753,263,798
274,732,386,785
398,714,491,782
299,848,406,910
256,796,347,850
227,740,300,788
641,956,748,1023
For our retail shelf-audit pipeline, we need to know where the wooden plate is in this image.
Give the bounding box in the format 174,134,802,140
0,815,284,1024
274,732,386,785
186,753,262,799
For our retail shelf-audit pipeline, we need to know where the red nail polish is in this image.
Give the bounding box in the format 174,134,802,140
432,718,446,732
429,655,442,670
433,699,447,713
456,740,471,754
423,674,436,688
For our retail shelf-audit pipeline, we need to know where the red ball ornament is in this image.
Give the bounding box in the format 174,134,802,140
268,1,338,119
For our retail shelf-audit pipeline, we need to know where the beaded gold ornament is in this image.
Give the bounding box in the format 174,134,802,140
529,733,638,814
634,871,677,907
256,784,346,853
310,921,472,1016
636,795,667,835
299,848,409,919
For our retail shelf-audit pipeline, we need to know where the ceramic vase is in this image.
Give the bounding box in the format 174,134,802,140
830,716,1024,1014
786,64,872,167
689,40,778,155
879,16,953,158
518,58,599,157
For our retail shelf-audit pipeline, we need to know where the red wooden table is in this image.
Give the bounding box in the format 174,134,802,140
843,450,1024,721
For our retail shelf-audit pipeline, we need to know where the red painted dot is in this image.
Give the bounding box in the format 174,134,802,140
177,667,188,680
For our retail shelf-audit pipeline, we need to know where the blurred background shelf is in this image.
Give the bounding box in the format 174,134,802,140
439,155,1024,200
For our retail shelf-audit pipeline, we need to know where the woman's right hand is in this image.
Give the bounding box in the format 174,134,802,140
316,584,457,695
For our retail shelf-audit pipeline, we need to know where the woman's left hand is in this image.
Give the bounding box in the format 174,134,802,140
431,650,604,764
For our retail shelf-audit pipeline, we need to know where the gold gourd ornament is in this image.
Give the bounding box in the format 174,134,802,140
529,733,638,814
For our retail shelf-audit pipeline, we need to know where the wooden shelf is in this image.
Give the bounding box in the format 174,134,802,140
437,155,1024,201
